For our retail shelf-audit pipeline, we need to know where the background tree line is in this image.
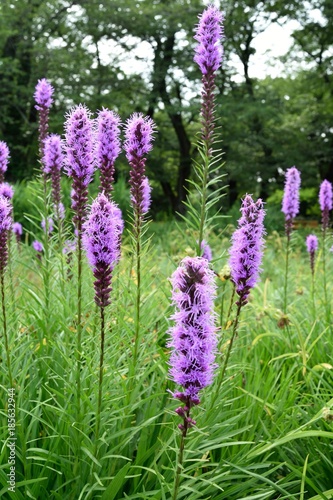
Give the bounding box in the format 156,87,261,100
0,0,332,217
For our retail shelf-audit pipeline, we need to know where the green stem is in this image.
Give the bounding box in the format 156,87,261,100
132,213,141,370
1,271,13,388
76,227,82,422
322,230,330,328
210,299,243,411
224,283,236,329
94,304,106,459
283,234,290,315
197,152,209,253
172,409,191,500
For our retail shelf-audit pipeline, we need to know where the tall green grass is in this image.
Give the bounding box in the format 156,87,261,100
1,214,333,499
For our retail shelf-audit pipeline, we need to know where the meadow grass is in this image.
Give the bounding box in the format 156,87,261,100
1,216,333,499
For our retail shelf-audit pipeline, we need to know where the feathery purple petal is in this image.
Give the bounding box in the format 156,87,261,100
83,193,123,307
229,195,265,305
168,256,217,406
194,5,224,75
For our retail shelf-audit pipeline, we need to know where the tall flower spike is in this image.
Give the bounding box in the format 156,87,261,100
13,222,23,248
96,108,121,197
319,179,332,232
306,234,318,276
83,193,123,308
229,195,265,306
124,113,155,219
281,166,301,239
64,104,95,226
0,196,12,274
0,183,14,200
194,5,224,75
194,5,224,150
34,78,54,159
168,256,217,411
0,141,10,184
43,134,63,212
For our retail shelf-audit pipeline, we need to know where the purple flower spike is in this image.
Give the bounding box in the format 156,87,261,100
0,196,12,273
124,113,155,220
34,78,54,111
34,78,54,159
194,6,224,150
43,134,63,210
64,104,95,228
168,256,217,409
0,141,10,184
41,217,54,234
32,240,43,253
130,176,152,215
12,222,23,237
229,195,265,306
201,240,212,261
281,166,301,239
319,180,332,231
83,193,123,308
0,183,14,200
194,5,224,76
306,234,318,275
96,108,121,196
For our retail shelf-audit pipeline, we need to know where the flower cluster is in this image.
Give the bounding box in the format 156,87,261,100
194,5,224,149
34,78,54,111
64,104,95,226
124,113,155,219
281,166,301,238
306,234,318,275
319,179,332,231
168,256,217,414
43,134,64,211
194,5,224,75
96,108,121,196
229,195,265,306
83,193,123,307
34,78,54,159
0,183,14,200
0,141,10,184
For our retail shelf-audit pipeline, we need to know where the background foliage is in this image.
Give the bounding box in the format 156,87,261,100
1,0,333,215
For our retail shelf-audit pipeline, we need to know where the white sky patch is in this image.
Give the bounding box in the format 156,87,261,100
229,20,301,83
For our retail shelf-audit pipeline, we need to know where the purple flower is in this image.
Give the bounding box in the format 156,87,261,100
229,195,265,306
55,202,65,220
167,256,217,409
319,179,332,231
124,113,155,163
34,78,54,160
306,234,318,275
131,176,152,215
63,239,77,255
12,222,23,237
83,193,123,307
64,104,95,227
281,166,301,238
194,6,224,151
201,240,212,261
194,5,224,75
0,196,12,273
124,113,155,219
34,78,54,111
32,240,43,253
41,217,54,234
0,141,10,183
0,183,14,200
43,134,64,216
96,108,121,196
